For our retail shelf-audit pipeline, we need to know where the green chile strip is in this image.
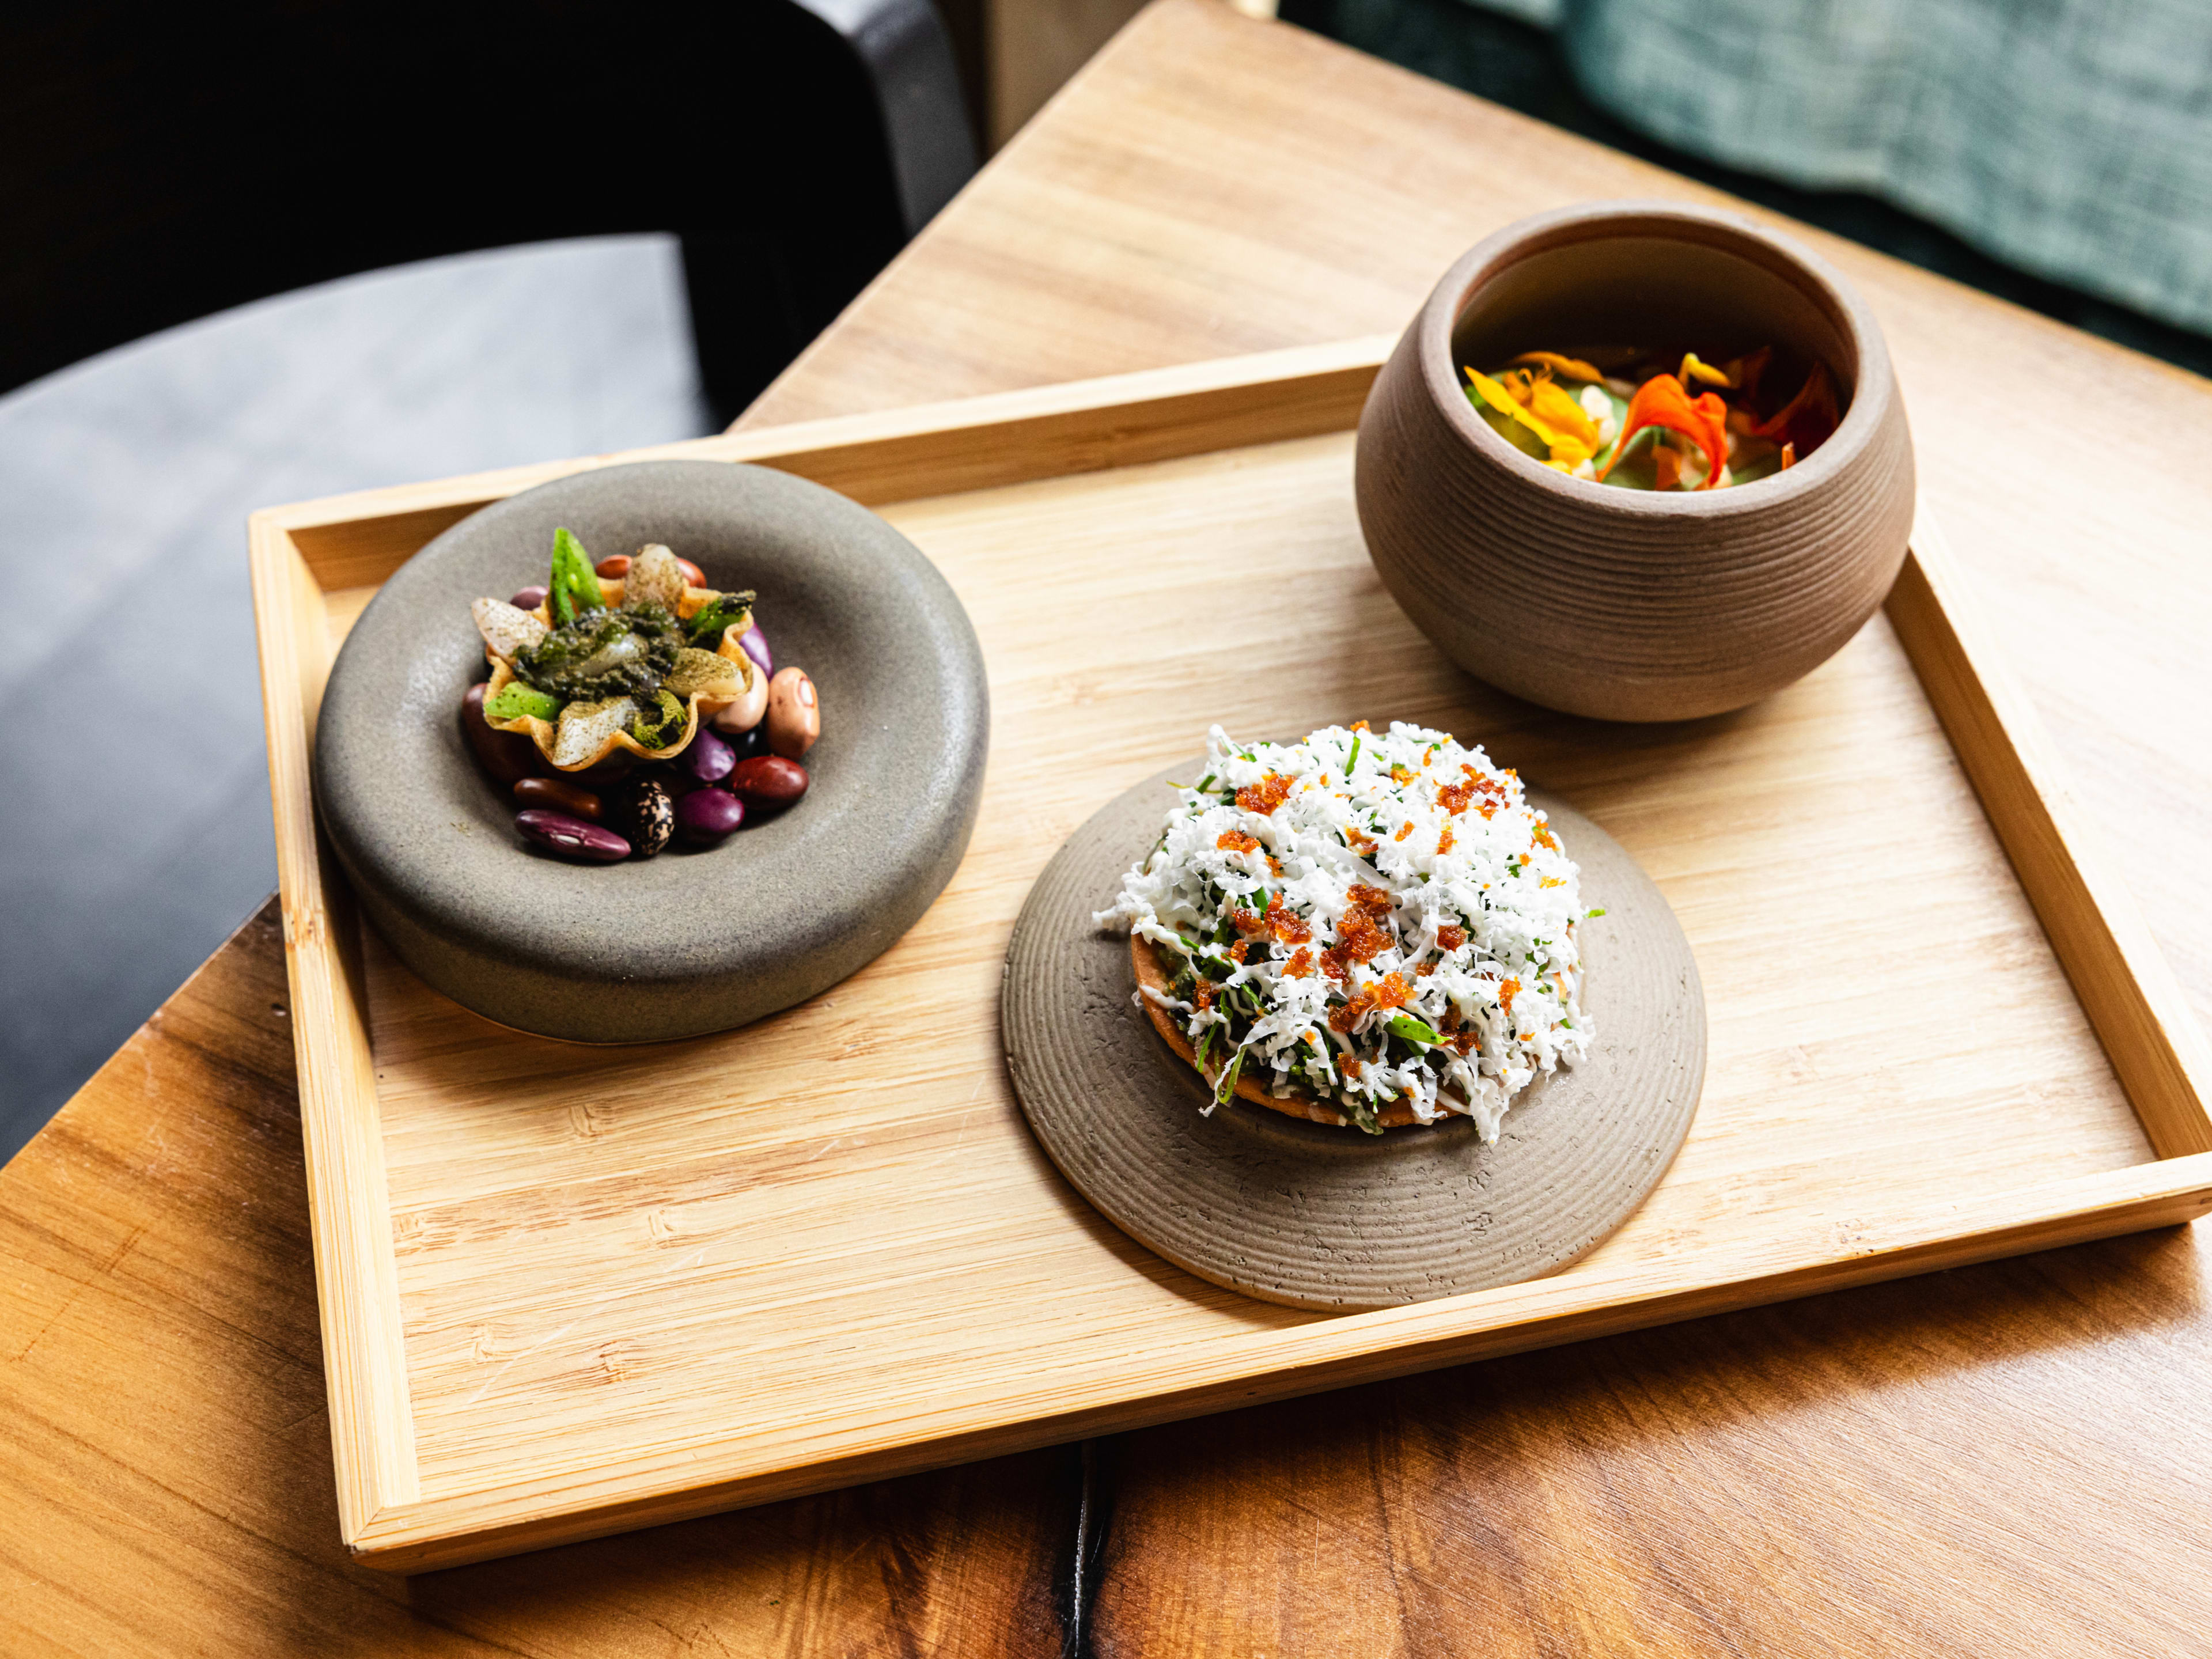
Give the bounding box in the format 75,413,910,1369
687,591,757,646
548,527,606,626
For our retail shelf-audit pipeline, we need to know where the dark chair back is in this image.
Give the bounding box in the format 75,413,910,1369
2,0,974,418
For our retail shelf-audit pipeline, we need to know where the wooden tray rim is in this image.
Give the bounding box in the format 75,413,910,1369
248,336,2212,1571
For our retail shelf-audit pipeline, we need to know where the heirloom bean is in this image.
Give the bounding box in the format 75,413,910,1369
709,653,770,734
627,777,676,856
509,585,548,611
517,809,630,863
685,725,735,785
738,623,772,677
764,668,819,759
462,683,543,787
727,756,808,811
513,776,603,821
676,786,745,846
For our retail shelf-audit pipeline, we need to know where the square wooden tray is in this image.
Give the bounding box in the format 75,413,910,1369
251,338,2212,1571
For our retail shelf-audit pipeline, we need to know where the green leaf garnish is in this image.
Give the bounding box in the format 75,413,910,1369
1385,1012,1442,1048
483,681,562,722
549,527,606,626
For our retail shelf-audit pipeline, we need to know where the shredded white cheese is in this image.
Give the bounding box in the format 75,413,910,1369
1096,722,1595,1138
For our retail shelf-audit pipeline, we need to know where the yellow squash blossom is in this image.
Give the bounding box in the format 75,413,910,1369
1464,367,1597,471
1503,369,1604,450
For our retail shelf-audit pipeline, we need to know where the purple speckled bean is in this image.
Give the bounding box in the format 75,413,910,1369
517,809,631,863
676,786,745,846
510,584,548,610
685,724,735,785
738,624,772,677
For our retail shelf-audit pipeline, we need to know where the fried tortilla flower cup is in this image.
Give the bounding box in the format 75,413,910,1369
469,540,765,772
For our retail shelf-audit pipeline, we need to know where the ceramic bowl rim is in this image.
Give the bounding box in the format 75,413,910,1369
310,456,990,1043
1417,199,1891,518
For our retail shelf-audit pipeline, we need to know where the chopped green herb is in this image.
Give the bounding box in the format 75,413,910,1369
628,688,685,748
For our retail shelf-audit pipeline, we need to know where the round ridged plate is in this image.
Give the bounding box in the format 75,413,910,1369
1002,762,1706,1310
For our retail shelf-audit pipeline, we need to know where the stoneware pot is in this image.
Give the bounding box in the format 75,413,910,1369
313,459,990,1044
1355,201,1915,722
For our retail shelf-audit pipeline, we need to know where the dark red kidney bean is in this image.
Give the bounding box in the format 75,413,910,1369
627,777,675,857
726,755,808,812
685,725,734,785
513,775,602,821
461,682,543,786
676,556,706,587
738,623,772,677
509,585,548,610
517,809,630,863
676,786,744,846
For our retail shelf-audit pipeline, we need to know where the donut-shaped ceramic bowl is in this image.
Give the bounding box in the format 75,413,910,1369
313,459,989,1043
1354,201,1915,722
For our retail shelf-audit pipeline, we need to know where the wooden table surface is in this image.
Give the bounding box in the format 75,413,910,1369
7,2,2212,1652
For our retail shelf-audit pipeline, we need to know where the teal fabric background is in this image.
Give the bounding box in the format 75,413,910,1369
1461,0,2212,336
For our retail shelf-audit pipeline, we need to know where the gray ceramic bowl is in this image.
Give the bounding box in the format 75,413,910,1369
314,459,989,1043
1355,200,1916,722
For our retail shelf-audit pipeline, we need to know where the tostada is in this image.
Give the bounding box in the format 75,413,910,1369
1098,722,1597,1136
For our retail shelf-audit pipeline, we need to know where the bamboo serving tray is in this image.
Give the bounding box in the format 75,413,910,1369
250,338,2212,1572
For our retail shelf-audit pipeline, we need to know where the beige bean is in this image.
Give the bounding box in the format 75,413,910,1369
709,652,769,734
765,668,820,759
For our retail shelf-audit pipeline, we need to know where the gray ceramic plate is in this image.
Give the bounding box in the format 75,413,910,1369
314,459,989,1043
1003,763,1705,1310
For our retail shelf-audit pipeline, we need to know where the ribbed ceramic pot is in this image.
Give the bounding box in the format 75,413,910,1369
1354,201,1915,722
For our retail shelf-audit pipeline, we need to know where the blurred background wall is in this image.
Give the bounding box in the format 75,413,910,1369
965,0,2209,368
1278,0,2212,373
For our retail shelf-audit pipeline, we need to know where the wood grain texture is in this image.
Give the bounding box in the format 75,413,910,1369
253,396,2207,1568
1888,509,2212,1160
9,0,2212,1648
0,902,1073,1656
1089,1226,2212,1658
